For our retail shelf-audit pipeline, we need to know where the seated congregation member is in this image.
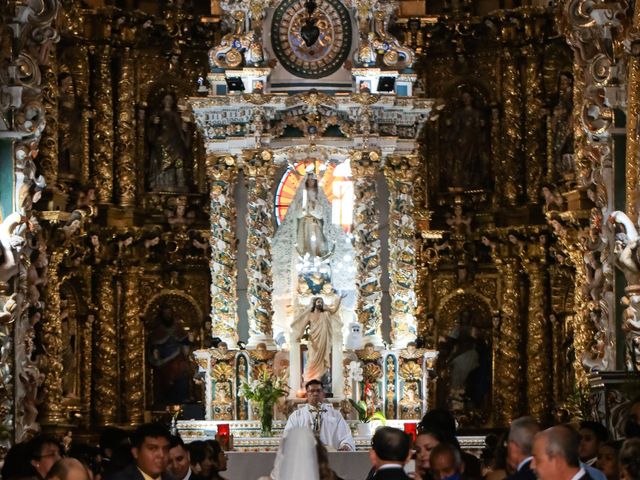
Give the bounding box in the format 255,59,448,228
185,441,213,478
45,458,91,480
418,410,481,480
531,426,593,480
624,396,640,439
595,441,621,480
481,432,507,480
2,441,40,480
284,379,354,451
29,436,64,480
505,417,539,480
202,440,227,480
578,421,608,467
414,429,457,480
619,438,640,480
429,444,464,480
368,426,412,480
99,427,132,478
168,436,201,480
107,423,172,480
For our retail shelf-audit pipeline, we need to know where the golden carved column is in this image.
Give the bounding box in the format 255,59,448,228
94,266,118,425
493,255,523,425
115,47,137,206
352,151,383,346
122,267,144,425
244,152,276,348
627,2,640,220
572,64,588,186
384,155,418,349
566,242,593,388
75,46,91,185
522,43,545,203
208,156,239,346
40,249,66,425
500,48,523,206
92,45,114,204
521,251,551,423
39,48,59,189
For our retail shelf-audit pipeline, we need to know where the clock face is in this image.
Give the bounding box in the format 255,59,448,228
271,0,353,79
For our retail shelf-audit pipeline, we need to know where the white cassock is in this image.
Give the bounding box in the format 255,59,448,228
284,403,355,451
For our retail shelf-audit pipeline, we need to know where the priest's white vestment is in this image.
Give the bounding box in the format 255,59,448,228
283,403,355,451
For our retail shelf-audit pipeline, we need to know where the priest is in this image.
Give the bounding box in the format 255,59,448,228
284,379,355,451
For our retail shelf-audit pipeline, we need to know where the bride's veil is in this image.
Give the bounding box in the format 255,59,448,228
270,427,319,480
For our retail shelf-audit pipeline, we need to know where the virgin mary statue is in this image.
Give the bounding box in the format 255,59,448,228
271,171,356,341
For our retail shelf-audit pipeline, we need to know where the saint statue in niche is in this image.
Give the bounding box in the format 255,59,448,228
60,299,79,398
550,71,574,181
296,175,329,258
437,309,491,413
148,304,195,405
147,91,193,192
443,89,489,190
58,72,82,177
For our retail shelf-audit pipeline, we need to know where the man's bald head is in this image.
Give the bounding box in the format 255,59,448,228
45,458,91,480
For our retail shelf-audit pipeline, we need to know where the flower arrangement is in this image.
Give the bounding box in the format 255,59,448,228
348,398,386,424
240,371,288,436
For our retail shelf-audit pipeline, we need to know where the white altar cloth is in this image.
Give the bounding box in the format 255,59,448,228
224,451,371,480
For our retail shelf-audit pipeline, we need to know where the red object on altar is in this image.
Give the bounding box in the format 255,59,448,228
404,422,417,442
216,424,231,451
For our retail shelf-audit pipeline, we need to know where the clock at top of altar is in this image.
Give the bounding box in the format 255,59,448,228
270,0,352,80
206,0,417,94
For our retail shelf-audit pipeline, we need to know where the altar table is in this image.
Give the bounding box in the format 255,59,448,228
224,451,371,480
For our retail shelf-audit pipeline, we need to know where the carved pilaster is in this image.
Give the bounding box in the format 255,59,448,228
384,155,418,349
208,156,239,346
81,312,94,424
122,267,144,425
494,256,523,425
352,151,383,346
39,49,59,189
40,249,66,425
522,255,551,423
92,45,114,204
116,48,137,207
522,44,545,204
627,4,640,220
94,266,118,425
244,152,275,349
554,218,595,387
501,48,523,206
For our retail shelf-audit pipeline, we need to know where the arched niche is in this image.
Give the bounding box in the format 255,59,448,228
434,289,494,425
142,289,205,408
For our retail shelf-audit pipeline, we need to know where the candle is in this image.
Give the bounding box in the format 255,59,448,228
217,424,230,450
404,422,417,442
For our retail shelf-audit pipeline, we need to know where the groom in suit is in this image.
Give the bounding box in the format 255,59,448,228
107,423,172,480
368,427,412,480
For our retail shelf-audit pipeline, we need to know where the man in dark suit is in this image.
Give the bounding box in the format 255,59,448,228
430,443,464,480
506,417,539,480
531,426,593,480
107,423,172,480
167,436,202,480
367,427,412,480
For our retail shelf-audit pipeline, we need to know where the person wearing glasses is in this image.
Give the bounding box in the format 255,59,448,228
284,379,355,451
29,436,64,479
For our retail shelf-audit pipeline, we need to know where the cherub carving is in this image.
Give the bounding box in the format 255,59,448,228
356,342,382,362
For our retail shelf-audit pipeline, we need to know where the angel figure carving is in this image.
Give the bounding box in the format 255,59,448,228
609,211,640,285
291,295,344,383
